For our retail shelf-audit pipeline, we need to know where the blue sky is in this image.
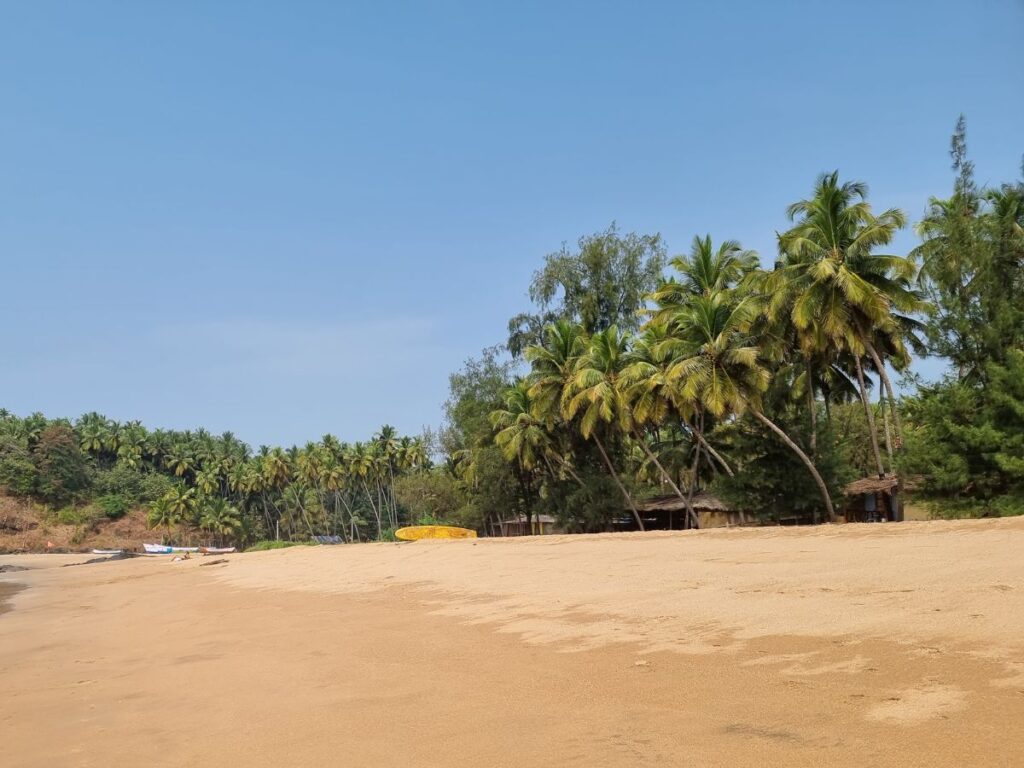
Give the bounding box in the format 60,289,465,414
1,1,1022,447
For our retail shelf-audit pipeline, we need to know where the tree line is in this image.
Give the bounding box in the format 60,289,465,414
438,118,1023,531
0,412,428,546
1,117,1021,542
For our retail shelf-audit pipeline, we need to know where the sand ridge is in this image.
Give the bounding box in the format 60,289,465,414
216,517,1024,654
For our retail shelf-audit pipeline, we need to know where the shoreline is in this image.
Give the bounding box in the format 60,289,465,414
0,581,24,616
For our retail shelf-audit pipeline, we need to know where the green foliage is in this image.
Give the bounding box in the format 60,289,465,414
394,470,467,525
96,494,131,520
714,410,849,524
538,470,625,532
93,465,173,504
441,346,516,456
32,424,91,506
245,540,305,552
507,224,665,356
914,117,1024,382
829,401,886,480
2,120,1020,537
137,472,175,504
197,496,242,543
0,434,38,496
896,119,1024,518
55,505,103,526
899,351,1024,516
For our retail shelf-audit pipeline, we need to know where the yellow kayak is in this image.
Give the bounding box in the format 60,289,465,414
394,525,478,541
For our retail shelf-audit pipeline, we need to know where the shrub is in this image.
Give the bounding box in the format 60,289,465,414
56,506,103,526
137,472,174,504
33,425,90,505
93,466,173,504
96,494,131,520
245,540,305,552
0,436,37,496
394,470,467,525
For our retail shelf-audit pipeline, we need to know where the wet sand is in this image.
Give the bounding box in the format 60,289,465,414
0,581,24,616
1,519,1023,767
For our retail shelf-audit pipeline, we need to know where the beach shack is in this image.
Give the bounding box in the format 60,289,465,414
633,492,757,530
843,474,903,522
494,514,560,537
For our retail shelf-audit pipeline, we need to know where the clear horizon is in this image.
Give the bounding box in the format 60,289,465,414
2,1,1022,447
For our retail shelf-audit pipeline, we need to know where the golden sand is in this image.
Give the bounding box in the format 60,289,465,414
2,519,1023,766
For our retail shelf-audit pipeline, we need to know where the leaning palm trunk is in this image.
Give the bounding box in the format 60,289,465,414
865,341,903,445
636,435,698,529
360,478,383,540
751,410,836,523
592,434,644,531
854,356,886,479
877,376,900,517
879,376,895,471
806,359,817,459
259,495,275,540
684,439,703,529
684,419,734,477
542,452,587,491
334,492,356,543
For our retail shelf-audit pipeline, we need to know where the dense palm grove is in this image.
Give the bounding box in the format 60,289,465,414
0,413,428,546
2,119,1022,545
440,119,1024,531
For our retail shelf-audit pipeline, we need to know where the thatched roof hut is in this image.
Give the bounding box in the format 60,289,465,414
633,492,756,529
636,491,734,514
843,474,903,522
843,474,899,496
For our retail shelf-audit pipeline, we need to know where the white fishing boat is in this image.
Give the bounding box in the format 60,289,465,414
199,547,236,554
143,543,199,554
91,549,125,555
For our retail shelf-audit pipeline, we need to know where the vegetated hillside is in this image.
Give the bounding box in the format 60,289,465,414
0,493,151,553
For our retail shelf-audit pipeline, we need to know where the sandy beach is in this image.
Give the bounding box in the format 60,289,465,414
2,519,1023,767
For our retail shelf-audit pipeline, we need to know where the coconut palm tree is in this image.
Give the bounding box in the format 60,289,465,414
198,497,241,546
76,412,109,455
620,325,700,527
491,380,548,473
147,496,179,543
165,445,196,478
525,320,587,426
648,236,751,476
651,234,758,304
562,326,646,530
773,171,916,479
165,484,197,527
665,291,837,522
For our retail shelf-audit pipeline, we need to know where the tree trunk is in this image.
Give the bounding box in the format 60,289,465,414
545,452,587,490
879,375,895,472
685,438,703,530
806,359,817,459
752,410,836,523
854,355,886,479
360,478,382,540
637,436,698,529
517,470,534,535
865,341,904,446
592,434,644,531
336,492,354,543
685,419,734,477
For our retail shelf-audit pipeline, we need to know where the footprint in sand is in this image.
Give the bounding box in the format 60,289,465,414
866,684,966,725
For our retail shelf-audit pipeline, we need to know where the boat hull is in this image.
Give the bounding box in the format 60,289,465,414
143,544,199,554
